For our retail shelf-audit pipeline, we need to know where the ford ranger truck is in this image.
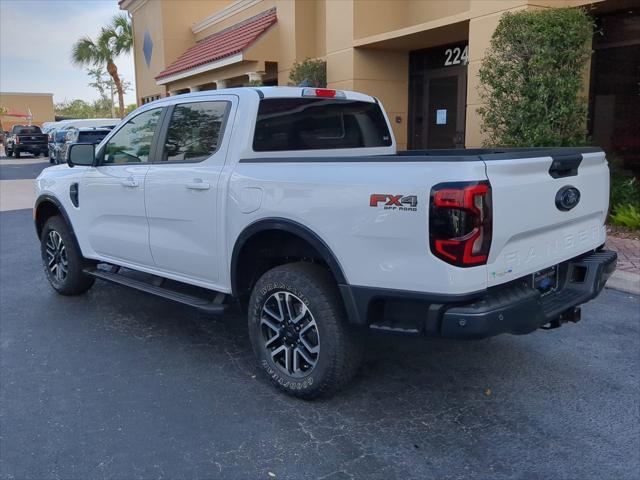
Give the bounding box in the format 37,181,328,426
34,87,617,398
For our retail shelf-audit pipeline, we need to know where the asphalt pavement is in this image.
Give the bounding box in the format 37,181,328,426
0,154,53,180
1,155,639,480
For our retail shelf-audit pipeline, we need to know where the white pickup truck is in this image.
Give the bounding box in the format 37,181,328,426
35,87,616,398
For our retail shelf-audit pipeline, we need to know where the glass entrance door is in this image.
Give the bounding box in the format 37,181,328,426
409,43,468,149
426,72,461,148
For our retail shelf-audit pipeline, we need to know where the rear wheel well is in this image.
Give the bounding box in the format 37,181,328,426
233,229,342,307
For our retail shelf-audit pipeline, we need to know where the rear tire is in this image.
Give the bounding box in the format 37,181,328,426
40,216,94,295
248,262,362,399
14,149,20,158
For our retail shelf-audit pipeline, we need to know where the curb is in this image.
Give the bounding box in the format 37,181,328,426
606,270,640,296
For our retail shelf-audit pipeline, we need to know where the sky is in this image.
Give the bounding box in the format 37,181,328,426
0,0,136,105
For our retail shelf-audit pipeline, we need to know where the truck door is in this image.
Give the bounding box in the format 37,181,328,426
78,107,163,266
144,96,237,284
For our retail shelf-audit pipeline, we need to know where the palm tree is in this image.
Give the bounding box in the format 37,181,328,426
71,14,132,118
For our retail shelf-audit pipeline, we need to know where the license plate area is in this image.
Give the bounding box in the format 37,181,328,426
533,266,559,297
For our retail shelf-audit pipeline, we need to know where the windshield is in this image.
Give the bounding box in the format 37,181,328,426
54,131,68,142
78,131,109,143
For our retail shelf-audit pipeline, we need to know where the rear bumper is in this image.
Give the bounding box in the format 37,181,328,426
340,249,617,339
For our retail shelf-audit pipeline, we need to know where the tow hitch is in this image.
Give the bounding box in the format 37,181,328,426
540,307,582,330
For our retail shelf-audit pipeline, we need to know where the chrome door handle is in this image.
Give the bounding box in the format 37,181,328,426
121,177,139,188
186,180,210,190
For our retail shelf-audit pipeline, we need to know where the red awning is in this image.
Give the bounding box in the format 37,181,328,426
3,109,29,118
156,7,277,80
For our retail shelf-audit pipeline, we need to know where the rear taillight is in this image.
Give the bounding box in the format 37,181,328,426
429,181,492,267
15,136,20,144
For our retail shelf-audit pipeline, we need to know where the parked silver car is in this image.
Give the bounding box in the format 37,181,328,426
55,127,111,164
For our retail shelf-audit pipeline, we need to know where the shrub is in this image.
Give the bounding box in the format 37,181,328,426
610,204,640,229
288,58,327,88
478,8,593,147
610,173,640,208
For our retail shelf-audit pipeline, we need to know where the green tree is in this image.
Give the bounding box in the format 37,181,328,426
477,8,593,147
288,58,327,88
87,67,131,118
55,99,95,119
124,103,138,116
71,14,133,118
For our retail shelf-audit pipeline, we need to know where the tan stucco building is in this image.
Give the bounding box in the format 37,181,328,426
0,92,55,131
120,0,639,152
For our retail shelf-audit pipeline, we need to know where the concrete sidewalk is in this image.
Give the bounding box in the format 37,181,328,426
606,236,640,295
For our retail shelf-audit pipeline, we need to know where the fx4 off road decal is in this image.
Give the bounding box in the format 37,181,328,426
369,194,418,212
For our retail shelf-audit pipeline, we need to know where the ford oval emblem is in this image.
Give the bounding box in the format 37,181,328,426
556,186,581,211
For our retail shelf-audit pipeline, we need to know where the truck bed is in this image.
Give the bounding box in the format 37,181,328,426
241,147,602,163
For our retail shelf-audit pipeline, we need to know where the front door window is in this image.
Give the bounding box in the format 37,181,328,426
103,108,162,164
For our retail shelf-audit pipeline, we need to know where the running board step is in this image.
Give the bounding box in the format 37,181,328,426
83,267,228,314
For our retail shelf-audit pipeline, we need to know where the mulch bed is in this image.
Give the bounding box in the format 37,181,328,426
606,225,640,241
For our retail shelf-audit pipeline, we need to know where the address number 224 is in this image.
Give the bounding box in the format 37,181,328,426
444,46,469,66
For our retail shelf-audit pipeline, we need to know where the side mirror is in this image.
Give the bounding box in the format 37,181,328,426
67,143,95,167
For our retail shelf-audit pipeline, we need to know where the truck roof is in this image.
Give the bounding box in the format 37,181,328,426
143,87,377,110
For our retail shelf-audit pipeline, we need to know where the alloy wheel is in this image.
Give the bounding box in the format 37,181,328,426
260,291,320,378
45,230,68,282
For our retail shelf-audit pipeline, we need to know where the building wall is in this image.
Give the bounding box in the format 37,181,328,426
123,0,608,148
130,0,232,103
0,93,54,130
353,0,471,39
130,0,165,103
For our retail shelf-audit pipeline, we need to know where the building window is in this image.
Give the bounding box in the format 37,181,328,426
589,9,639,168
141,95,161,105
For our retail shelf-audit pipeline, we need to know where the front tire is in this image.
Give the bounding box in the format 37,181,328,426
40,216,94,295
248,263,362,399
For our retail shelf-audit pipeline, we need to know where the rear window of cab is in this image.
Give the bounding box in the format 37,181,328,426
253,98,392,152
15,126,42,134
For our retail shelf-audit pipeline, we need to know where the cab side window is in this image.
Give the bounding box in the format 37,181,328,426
103,108,162,164
161,101,228,162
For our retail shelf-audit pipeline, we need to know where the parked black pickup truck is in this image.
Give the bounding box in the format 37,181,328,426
5,125,49,157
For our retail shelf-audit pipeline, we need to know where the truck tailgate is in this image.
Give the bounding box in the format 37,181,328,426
482,149,609,287
18,134,48,145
